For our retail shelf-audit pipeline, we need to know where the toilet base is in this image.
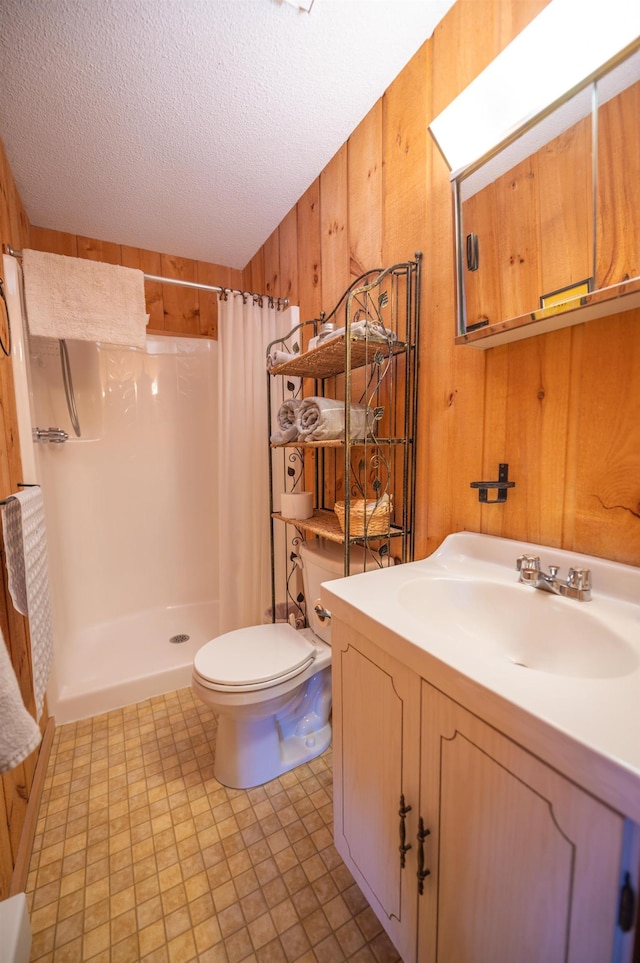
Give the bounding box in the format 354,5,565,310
213,713,332,789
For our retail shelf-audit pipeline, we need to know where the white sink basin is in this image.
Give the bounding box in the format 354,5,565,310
321,532,640,821
397,576,638,678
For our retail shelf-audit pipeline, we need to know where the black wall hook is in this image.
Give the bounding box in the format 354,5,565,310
470,463,515,504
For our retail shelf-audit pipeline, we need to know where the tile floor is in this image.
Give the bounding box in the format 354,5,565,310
26,687,402,963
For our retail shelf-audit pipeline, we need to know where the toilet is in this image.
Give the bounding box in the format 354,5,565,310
192,538,372,789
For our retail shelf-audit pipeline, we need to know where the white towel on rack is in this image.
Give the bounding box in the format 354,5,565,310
22,248,149,348
296,397,371,442
271,399,302,444
0,628,41,773
1,488,53,720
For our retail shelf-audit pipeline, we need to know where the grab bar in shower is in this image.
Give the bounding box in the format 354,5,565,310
59,339,81,437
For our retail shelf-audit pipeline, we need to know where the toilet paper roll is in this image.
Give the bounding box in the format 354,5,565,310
280,492,313,520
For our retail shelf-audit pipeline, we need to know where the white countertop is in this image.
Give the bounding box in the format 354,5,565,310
321,532,640,822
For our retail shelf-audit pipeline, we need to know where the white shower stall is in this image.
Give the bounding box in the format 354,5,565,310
4,255,219,724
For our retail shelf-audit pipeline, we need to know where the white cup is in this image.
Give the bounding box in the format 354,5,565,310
280,492,313,519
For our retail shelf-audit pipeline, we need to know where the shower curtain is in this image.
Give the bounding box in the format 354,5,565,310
217,294,295,633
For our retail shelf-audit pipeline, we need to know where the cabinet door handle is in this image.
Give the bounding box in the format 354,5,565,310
398,794,412,868
618,872,636,932
417,817,431,894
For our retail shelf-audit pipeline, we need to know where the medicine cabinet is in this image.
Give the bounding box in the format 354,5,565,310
452,42,640,347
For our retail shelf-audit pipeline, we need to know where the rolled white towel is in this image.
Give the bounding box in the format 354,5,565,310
296,397,371,441
270,398,302,444
267,348,298,371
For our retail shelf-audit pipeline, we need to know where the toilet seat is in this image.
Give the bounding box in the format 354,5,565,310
193,622,317,693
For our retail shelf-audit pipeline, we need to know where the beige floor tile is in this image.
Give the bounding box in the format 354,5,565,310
26,687,400,962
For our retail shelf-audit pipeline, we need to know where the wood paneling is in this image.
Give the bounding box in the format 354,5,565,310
263,229,280,300
0,137,45,901
382,42,428,269
278,207,299,309
320,145,349,314
348,100,383,277
597,79,640,288
296,180,322,332
247,0,639,568
537,116,592,296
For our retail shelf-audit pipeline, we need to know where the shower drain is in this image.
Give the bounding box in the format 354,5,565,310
169,634,190,644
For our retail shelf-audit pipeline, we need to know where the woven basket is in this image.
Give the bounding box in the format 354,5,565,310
334,495,392,536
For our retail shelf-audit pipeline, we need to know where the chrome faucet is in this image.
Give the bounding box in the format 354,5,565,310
33,427,69,444
516,554,592,601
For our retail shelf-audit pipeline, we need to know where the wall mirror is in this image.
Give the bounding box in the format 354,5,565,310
451,42,640,347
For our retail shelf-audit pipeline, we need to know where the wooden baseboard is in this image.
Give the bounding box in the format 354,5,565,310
9,717,55,896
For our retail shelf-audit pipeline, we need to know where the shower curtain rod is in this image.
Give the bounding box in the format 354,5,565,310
4,246,289,309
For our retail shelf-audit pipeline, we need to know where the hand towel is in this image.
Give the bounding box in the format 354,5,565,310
270,399,302,444
22,248,149,349
1,488,53,720
296,397,371,442
0,629,41,773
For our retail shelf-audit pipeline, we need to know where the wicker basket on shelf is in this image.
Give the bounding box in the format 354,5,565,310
333,494,392,536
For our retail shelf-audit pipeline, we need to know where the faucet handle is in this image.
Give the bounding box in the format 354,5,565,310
516,554,540,573
567,567,591,590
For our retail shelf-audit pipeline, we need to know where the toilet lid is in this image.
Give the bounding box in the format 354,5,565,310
194,622,317,688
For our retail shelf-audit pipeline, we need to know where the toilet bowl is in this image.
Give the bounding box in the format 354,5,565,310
192,538,373,788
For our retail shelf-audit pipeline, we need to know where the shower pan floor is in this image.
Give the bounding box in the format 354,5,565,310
49,600,219,725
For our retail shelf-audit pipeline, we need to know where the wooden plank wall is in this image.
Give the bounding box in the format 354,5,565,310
29,227,244,339
243,0,640,569
0,138,46,900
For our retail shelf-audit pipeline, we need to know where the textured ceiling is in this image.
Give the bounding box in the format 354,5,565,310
0,0,455,269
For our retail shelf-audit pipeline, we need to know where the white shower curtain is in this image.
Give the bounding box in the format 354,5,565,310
217,295,297,634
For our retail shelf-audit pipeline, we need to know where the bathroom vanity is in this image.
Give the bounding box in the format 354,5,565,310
321,533,640,963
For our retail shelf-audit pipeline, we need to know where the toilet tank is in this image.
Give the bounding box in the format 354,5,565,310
299,538,392,644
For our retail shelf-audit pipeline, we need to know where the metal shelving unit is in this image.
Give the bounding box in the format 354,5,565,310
266,254,421,626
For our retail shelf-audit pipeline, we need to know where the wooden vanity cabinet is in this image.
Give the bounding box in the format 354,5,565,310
331,618,635,963
419,682,624,963
331,620,421,962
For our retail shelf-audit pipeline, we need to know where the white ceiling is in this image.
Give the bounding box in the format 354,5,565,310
0,0,455,270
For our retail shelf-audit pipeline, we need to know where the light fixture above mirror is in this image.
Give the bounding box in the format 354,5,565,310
429,0,640,177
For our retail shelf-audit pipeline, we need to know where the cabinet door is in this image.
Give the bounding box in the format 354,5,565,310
332,619,421,963
418,682,625,963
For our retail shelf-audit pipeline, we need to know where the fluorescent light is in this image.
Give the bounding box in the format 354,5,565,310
429,0,640,175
